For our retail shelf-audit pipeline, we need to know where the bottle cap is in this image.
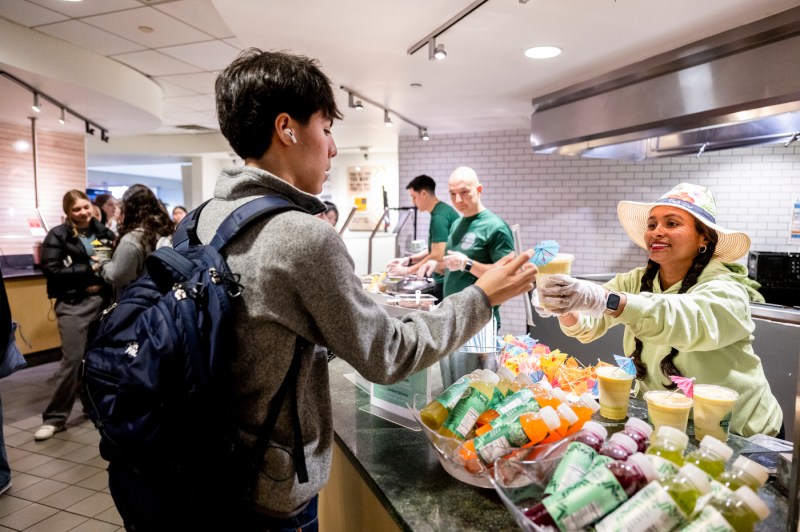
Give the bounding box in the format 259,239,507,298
627,452,658,483
624,417,653,438
497,366,516,382
732,455,770,487
609,432,638,454
679,463,711,494
579,393,600,413
734,486,770,521
655,425,689,449
581,421,608,441
537,379,553,391
556,404,579,425
550,387,569,404
483,371,500,385
698,435,734,461
515,373,535,387
539,406,562,431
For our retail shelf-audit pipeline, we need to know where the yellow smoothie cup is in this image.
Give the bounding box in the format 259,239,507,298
692,384,739,442
644,390,693,434
536,253,574,312
596,366,635,420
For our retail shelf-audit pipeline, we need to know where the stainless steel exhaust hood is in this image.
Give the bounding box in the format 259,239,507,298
530,7,800,160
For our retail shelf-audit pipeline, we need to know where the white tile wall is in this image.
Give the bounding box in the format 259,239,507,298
399,129,800,334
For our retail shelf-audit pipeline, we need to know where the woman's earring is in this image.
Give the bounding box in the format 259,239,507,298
698,245,708,254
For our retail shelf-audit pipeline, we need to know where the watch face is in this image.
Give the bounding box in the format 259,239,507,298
606,292,621,311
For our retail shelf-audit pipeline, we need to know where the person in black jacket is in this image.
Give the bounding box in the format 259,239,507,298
35,190,115,441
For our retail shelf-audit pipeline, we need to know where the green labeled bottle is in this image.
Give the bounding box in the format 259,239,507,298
646,425,689,466
420,370,479,430
595,462,711,532
438,370,499,440
683,486,770,532
685,435,734,479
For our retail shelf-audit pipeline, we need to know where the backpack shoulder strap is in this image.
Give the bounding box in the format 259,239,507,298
208,196,304,252
173,199,213,249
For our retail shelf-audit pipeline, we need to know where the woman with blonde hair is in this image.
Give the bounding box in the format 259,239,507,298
36,190,115,441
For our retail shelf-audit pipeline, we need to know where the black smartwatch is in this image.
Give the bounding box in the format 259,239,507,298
605,292,621,314
464,259,474,273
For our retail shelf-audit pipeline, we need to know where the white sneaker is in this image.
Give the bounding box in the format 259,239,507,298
34,424,64,441
0,481,10,496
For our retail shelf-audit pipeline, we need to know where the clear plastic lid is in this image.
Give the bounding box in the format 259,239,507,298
609,432,638,454
481,371,500,386
556,404,579,425
627,452,658,483
581,421,609,441
579,393,600,413
550,387,569,404
515,373,535,387
537,379,553,391
679,463,711,494
539,406,562,431
496,366,516,383
654,425,689,449
698,435,734,461
734,486,770,521
731,455,770,486
624,417,654,438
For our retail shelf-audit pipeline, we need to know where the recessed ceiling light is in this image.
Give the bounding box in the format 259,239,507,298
138,26,154,34
410,83,422,88
524,46,562,59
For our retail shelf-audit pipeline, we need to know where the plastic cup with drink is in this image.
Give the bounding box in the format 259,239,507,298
596,366,635,420
644,390,693,434
535,253,574,311
692,384,738,442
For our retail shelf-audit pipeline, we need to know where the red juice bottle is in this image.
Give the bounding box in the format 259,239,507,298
621,417,653,453
599,432,639,460
525,452,657,530
543,421,609,496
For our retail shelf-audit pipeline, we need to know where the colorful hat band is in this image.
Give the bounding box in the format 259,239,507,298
656,197,715,224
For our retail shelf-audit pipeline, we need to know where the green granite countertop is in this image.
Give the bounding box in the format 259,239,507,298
327,358,790,531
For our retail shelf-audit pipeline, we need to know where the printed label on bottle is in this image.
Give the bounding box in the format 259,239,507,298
495,388,535,416
595,481,686,532
486,387,505,410
474,419,530,462
544,441,597,496
441,387,491,439
680,506,735,532
435,377,470,409
541,465,629,530
491,401,541,430
646,454,680,480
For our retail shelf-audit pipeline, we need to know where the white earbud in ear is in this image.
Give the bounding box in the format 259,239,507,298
284,128,297,144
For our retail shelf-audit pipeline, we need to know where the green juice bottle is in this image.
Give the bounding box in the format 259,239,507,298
420,370,479,430
683,486,770,532
438,370,499,440
718,455,770,491
684,435,734,479
646,425,688,466
595,462,711,532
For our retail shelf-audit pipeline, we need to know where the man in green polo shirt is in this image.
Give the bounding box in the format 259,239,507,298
422,166,515,329
387,174,459,301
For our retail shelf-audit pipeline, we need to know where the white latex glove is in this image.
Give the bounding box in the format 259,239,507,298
530,290,556,318
443,251,469,271
386,256,410,271
538,274,608,317
388,264,409,276
417,260,438,279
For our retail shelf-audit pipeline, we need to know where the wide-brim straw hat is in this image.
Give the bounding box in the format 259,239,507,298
617,183,751,262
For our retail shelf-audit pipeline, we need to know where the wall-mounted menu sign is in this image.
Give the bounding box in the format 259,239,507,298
791,197,800,242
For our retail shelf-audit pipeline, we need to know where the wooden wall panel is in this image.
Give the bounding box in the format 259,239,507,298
0,121,86,256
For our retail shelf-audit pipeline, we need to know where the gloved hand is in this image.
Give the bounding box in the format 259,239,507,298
417,260,438,279
530,290,556,318
388,264,409,276
443,251,469,271
537,274,608,317
386,256,410,270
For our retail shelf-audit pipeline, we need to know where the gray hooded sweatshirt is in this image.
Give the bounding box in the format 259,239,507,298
195,166,492,517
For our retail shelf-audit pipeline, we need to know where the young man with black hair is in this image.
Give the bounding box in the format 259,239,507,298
387,174,459,301
107,48,537,530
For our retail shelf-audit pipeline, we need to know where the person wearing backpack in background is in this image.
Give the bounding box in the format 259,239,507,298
104,47,537,531
35,190,115,442
95,184,175,299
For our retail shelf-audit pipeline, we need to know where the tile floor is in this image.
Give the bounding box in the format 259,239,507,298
0,361,124,531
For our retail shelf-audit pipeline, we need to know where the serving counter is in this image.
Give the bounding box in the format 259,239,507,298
321,357,790,531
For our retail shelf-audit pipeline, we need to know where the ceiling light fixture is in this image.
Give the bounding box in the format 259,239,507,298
407,0,490,60
340,85,429,141
1,70,108,140
419,128,430,141
347,91,364,111
524,46,562,59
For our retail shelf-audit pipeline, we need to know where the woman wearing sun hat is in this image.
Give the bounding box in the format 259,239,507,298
536,183,783,438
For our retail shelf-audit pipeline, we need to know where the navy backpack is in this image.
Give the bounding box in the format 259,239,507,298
82,196,309,521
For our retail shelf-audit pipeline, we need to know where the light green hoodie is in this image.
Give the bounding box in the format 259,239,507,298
562,260,782,437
